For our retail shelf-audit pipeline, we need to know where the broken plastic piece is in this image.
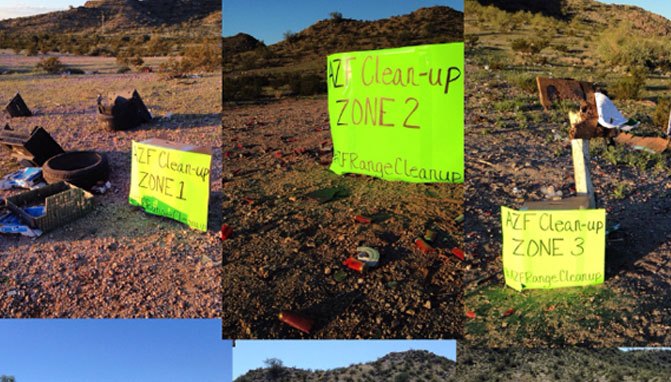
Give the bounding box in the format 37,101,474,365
466,311,476,319
306,186,348,203
343,257,366,273
0,126,65,166
278,311,314,334
0,167,43,190
4,92,32,117
356,246,380,267
414,238,435,254
451,247,465,261
424,229,437,243
221,224,233,240
502,308,515,317
354,215,372,224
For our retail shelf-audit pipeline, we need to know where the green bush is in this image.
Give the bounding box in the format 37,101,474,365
36,57,64,74
654,97,671,130
511,37,549,55
611,68,646,100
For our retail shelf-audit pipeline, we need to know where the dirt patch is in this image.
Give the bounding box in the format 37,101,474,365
222,97,463,339
0,55,222,318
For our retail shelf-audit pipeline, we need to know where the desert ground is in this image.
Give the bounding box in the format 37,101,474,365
0,52,222,318
222,97,463,339
464,3,671,347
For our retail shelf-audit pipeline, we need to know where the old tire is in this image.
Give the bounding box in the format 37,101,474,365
43,151,109,190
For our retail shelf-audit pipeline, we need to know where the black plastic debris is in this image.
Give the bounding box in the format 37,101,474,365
0,125,65,166
5,92,32,117
97,89,152,131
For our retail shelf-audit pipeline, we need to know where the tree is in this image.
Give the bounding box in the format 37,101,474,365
330,12,343,21
264,358,286,380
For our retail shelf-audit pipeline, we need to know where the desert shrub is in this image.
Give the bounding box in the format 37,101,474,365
511,37,550,55
117,66,132,74
181,39,221,72
283,30,299,44
36,57,64,74
597,23,671,72
223,76,267,101
287,74,326,96
330,11,343,21
653,97,671,130
466,34,480,51
264,358,287,380
509,73,538,94
129,55,144,67
611,68,646,100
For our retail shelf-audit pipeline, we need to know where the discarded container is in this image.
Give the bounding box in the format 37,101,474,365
0,167,43,190
278,311,314,334
451,247,465,261
356,246,380,267
354,215,372,224
97,89,152,131
221,224,233,240
0,125,65,166
414,238,435,254
42,151,109,190
4,92,32,117
5,181,93,232
343,257,366,272
0,208,42,237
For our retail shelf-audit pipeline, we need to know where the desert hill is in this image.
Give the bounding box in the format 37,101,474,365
235,350,455,382
0,0,220,34
457,348,671,381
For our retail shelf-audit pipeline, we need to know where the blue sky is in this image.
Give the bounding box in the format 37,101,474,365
223,1,465,44
606,2,671,19
0,319,232,382
233,340,456,379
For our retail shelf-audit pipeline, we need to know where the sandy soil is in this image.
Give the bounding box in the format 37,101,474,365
222,97,463,339
0,54,222,318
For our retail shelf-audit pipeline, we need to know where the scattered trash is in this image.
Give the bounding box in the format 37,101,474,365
333,270,348,282
97,89,152,131
0,125,65,166
306,186,348,203
414,237,436,254
221,224,234,240
614,133,669,154
0,208,43,237
595,92,639,131
5,181,93,232
502,308,515,317
356,246,380,267
424,229,437,243
606,223,621,236
451,247,465,261
0,167,44,190
42,151,110,191
540,185,563,200
354,215,372,224
343,257,366,272
466,311,477,319
91,181,112,195
4,92,32,117
278,311,314,334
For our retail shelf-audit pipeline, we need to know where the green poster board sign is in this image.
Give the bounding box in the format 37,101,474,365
129,139,212,231
501,206,606,291
327,43,464,183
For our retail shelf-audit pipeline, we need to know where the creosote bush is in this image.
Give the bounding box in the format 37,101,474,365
35,57,64,74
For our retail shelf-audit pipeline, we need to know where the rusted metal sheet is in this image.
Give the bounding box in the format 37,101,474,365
615,133,669,154
537,77,596,111
4,92,32,117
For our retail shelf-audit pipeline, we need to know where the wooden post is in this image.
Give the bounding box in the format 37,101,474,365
571,139,595,208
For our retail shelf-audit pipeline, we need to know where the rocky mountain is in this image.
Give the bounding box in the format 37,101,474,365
235,350,455,382
457,347,671,381
223,6,463,73
0,0,220,34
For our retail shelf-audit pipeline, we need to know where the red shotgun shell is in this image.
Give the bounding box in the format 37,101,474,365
278,311,314,334
451,247,465,261
343,257,366,272
415,238,435,254
221,224,233,240
354,215,372,224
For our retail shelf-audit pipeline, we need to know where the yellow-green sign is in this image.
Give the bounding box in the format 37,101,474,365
129,140,212,231
501,206,606,291
327,43,464,183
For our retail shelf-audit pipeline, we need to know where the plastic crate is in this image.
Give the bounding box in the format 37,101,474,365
5,182,94,232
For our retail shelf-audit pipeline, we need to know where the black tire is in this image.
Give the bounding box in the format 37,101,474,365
43,151,109,190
